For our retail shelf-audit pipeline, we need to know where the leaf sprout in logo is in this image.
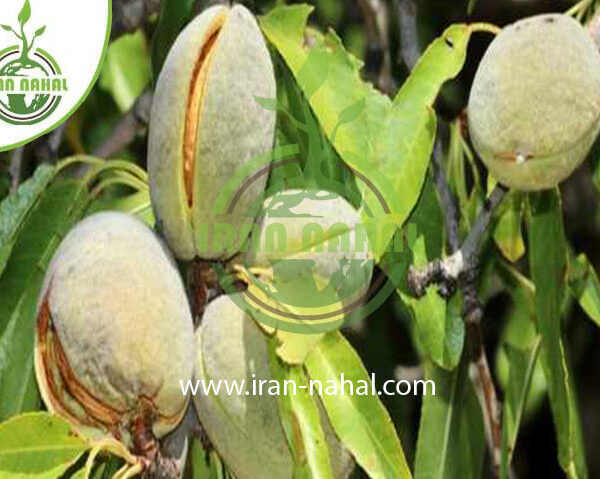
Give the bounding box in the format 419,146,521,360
0,0,66,125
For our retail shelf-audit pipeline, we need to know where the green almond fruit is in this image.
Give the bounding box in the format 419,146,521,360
242,189,374,314
468,14,600,190
34,212,195,450
148,4,276,260
194,294,354,479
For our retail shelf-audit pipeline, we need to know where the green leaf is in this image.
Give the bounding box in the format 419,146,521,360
569,253,600,328
392,177,464,370
0,179,92,420
191,439,222,479
0,164,56,276
150,0,195,81
499,338,542,479
493,192,525,263
99,31,151,112
446,119,482,232
528,190,588,479
269,340,335,479
377,23,472,245
86,189,154,227
254,96,278,111
18,0,31,26
1,25,13,32
305,332,412,479
275,62,361,199
260,7,475,258
495,262,547,425
274,330,326,365
0,412,89,479
414,358,485,479
34,25,45,37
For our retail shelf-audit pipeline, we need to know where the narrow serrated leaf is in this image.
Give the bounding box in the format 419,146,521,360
0,179,92,420
100,31,151,112
260,7,475,258
269,341,335,479
569,253,600,328
0,164,56,276
493,192,525,263
287,370,336,479
389,177,464,370
305,332,412,479
0,412,89,479
528,190,588,479
414,357,484,479
86,189,154,227
500,338,542,479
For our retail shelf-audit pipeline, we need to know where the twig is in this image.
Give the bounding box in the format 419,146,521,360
32,123,68,162
433,137,460,251
92,90,153,158
418,156,506,478
465,280,503,478
399,2,506,476
8,123,67,192
394,364,423,382
186,259,220,326
396,0,421,71
408,183,508,297
111,0,162,40
357,0,395,95
8,147,25,193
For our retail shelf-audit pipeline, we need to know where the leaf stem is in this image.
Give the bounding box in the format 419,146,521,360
566,0,594,18
83,160,149,185
56,155,105,174
469,22,502,35
91,175,148,198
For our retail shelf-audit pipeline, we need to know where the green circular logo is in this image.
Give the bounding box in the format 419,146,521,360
0,45,62,125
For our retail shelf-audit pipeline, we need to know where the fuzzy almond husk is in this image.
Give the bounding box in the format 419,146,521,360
34,212,195,447
148,4,276,260
468,13,600,190
194,294,354,479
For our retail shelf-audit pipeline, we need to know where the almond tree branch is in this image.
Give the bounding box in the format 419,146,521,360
111,0,162,40
407,141,507,478
92,89,153,158
8,147,25,193
396,0,421,71
408,182,508,298
357,0,395,95
33,123,68,162
417,148,506,479
397,2,506,476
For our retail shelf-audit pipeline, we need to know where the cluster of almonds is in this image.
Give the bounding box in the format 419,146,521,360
35,4,355,479
33,5,600,479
